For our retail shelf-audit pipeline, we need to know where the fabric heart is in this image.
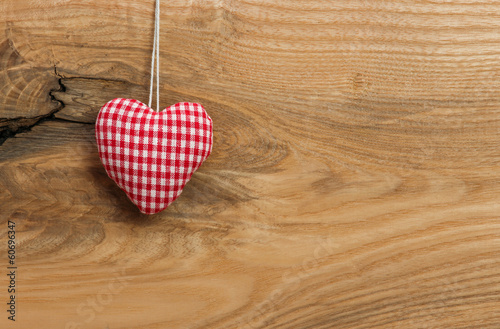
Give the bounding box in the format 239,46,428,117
95,98,213,214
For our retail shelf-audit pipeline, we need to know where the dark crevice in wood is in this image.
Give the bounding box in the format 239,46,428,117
0,115,52,144
53,63,64,79
0,63,124,146
0,64,103,147
0,65,67,146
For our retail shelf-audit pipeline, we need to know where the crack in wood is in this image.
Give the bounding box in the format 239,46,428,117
0,65,96,146
0,78,64,146
0,62,134,146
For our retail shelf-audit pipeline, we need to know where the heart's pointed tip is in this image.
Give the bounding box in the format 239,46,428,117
138,208,165,215
134,200,169,215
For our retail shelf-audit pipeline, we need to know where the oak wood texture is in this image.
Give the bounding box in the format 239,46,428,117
1,0,500,328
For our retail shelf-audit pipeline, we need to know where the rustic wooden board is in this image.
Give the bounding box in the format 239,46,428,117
1,0,500,328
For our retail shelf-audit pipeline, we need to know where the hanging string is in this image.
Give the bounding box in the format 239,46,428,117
148,0,160,111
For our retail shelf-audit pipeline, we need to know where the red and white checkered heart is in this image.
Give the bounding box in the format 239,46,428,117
95,98,213,214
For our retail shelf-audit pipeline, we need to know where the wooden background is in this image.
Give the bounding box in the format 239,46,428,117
1,0,500,328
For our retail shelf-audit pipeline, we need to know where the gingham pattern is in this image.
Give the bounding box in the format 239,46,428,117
95,98,213,214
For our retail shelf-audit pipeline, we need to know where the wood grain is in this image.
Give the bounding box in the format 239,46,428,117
1,0,500,328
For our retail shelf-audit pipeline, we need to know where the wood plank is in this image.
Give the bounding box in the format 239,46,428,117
1,0,499,328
